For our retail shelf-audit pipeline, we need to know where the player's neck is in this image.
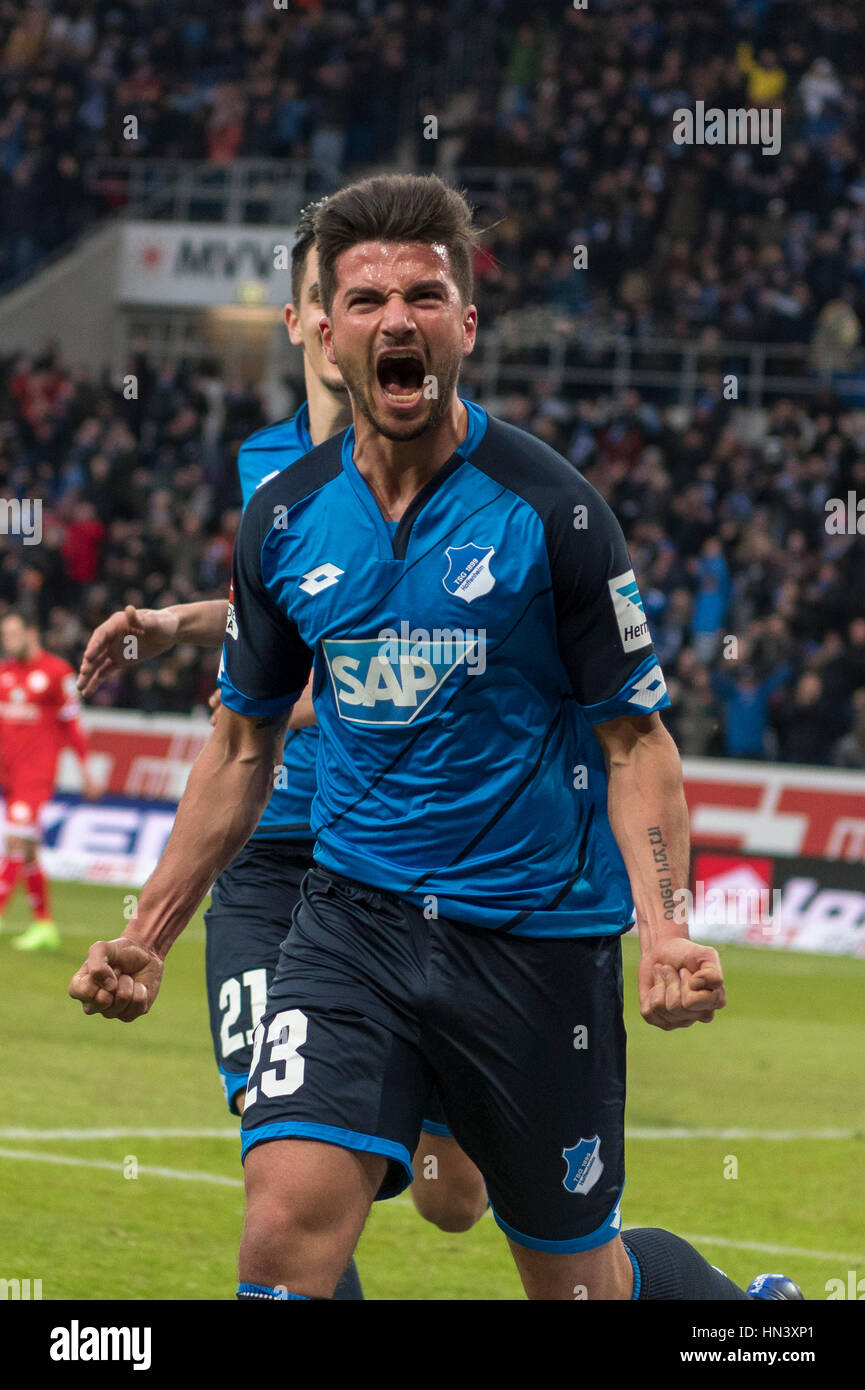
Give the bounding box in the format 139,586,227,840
304,369,352,447
351,394,468,523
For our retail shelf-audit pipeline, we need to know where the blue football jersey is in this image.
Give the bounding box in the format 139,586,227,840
236,403,318,842
220,401,670,935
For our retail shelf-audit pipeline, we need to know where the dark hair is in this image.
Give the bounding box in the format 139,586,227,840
290,197,329,307
313,174,479,316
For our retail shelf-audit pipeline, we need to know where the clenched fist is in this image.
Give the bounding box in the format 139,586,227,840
69,937,164,1023
638,937,726,1031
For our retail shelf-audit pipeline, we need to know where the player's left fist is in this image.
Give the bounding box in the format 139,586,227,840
638,937,726,1032
69,936,164,1023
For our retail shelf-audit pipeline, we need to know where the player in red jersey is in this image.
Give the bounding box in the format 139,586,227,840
0,613,99,950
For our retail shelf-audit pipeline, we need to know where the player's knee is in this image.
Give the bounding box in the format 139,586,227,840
241,1192,322,1282
241,1176,357,1295
244,1153,353,1248
413,1179,488,1233
425,1201,486,1234
245,1183,332,1245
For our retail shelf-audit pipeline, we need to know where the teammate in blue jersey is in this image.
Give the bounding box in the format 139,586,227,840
71,175,801,1302
76,204,487,1250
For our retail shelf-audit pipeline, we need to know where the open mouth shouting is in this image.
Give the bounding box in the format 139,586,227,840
375,349,427,409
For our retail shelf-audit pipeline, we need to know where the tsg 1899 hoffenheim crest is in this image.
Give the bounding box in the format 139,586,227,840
562,1134,604,1194
442,544,496,604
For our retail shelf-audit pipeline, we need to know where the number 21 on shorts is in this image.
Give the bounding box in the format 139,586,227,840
244,1009,308,1109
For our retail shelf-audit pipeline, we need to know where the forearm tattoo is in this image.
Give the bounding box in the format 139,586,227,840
647,825,676,921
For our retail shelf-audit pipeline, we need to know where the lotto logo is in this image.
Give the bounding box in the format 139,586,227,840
628,664,667,709
300,563,344,596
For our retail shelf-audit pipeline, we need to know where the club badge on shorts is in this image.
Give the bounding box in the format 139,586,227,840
562,1134,604,1194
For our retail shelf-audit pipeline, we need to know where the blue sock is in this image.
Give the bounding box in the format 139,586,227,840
236,1283,310,1301
332,1258,364,1301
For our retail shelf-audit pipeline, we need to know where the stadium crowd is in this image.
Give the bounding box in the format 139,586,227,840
3,0,865,367
0,0,445,283
1,0,864,768
1,341,864,769
455,0,865,360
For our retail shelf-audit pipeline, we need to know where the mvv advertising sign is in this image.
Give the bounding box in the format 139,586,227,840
118,222,296,306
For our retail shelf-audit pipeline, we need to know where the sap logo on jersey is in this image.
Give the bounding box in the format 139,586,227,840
323,637,473,725
609,570,651,652
442,544,495,603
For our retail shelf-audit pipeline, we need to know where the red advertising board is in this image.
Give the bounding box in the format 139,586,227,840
682,757,865,862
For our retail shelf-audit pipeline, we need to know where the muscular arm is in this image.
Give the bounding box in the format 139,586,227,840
77,600,229,696
69,702,290,1020
594,713,690,949
170,599,228,648
132,702,287,956
593,712,726,1029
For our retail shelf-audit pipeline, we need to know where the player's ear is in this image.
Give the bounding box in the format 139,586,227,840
320,316,337,366
285,303,302,347
462,304,478,356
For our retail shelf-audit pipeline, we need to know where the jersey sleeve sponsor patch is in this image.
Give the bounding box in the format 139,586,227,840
608,569,652,653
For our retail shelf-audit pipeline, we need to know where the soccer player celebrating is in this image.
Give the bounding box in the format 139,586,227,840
75,204,487,1293
0,612,98,949
70,175,800,1301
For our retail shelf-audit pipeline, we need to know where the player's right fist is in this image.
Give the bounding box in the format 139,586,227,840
69,937,164,1023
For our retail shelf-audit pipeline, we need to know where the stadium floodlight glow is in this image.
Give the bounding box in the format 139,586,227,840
239,281,266,305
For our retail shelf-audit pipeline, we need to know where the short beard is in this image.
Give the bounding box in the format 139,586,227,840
344,352,462,443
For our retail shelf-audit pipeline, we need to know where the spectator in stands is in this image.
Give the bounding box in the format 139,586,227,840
652,586,692,670
666,653,724,758
711,661,792,759
776,670,839,764
690,540,732,664
736,42,787,103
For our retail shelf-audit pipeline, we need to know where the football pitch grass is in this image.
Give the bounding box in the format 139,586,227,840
1,881,863,1301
